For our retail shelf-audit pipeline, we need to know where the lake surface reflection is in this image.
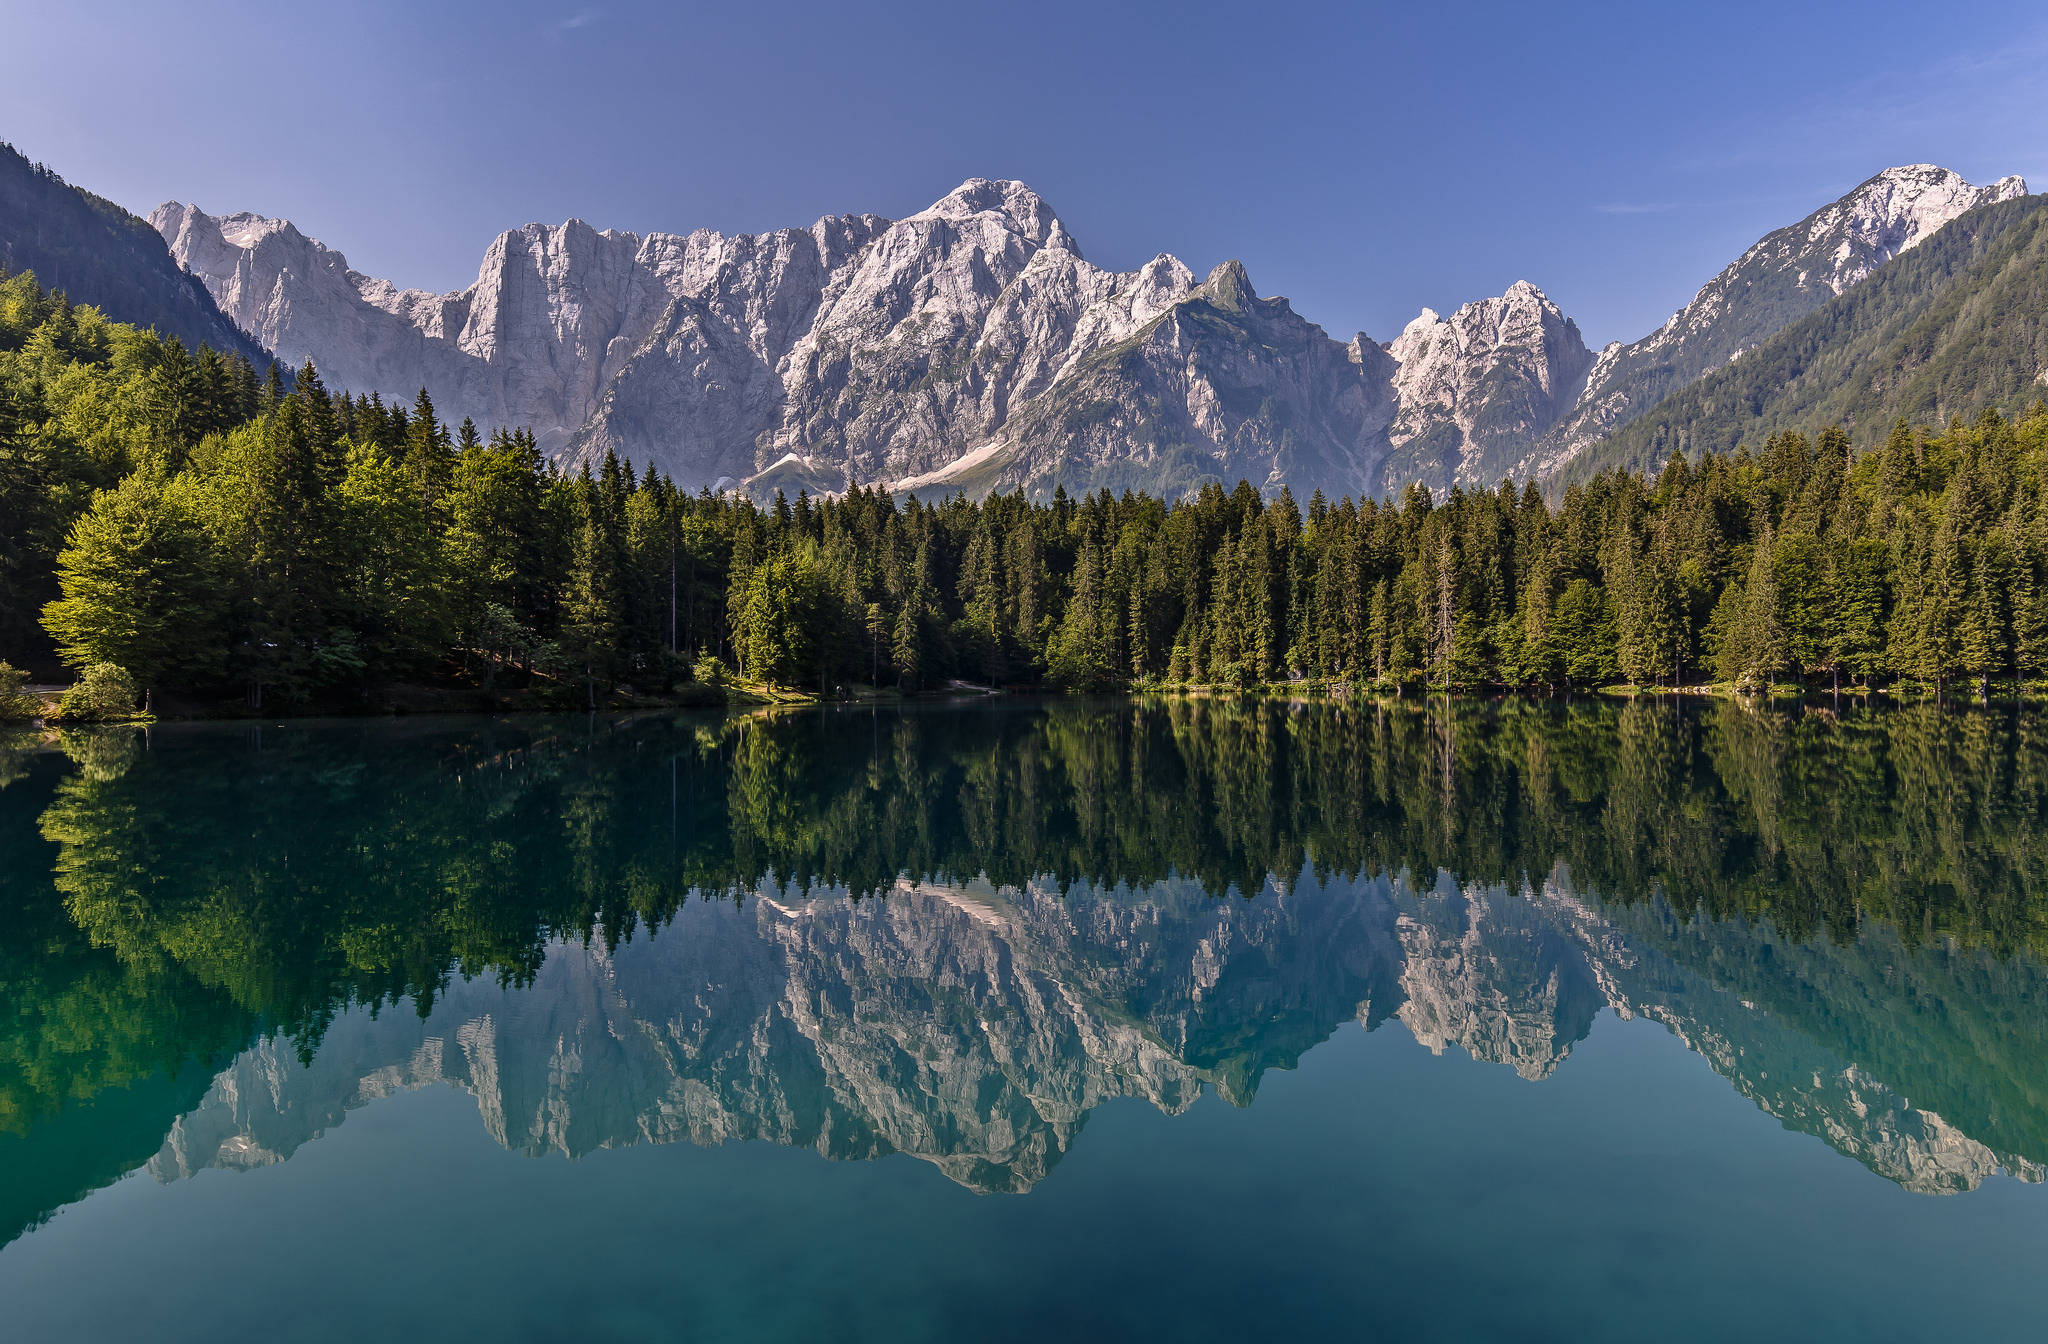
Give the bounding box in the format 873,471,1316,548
5,697,2048,1341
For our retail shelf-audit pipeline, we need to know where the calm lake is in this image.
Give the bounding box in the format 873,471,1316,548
3,696,2047,1342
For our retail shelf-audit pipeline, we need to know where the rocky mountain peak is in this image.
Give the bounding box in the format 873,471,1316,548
1510,161,2030,483
1199,258,1257,310
912,177,1077,256
1787,163,2029,295
1381,280,1593,490
1388,281,1574,366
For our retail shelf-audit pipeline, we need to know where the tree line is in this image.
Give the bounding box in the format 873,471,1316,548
8,266,2048,701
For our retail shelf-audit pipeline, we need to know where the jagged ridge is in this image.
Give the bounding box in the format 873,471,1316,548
152,165,2027,500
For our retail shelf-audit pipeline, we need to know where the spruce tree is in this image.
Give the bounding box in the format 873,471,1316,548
1737,524,1788,689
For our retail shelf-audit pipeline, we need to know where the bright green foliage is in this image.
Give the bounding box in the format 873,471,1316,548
1,269,258,661
41,470,221,686
334,444,451,677
733,546,833,687
0,661,42,720
56,664,137,720
1551,579,1617,687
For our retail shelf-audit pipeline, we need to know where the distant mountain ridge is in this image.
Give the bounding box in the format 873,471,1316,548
0,142,268,365
1570,191,2048,479
1517,164,2030,482
144,164,2030,498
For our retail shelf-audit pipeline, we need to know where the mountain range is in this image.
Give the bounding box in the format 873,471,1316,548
149,163,2027,499
4,141,2032,499
1569,189,2048,480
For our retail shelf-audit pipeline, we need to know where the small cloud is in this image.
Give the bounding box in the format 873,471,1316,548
551,10,599,33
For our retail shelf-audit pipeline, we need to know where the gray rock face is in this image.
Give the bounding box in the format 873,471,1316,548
153,181,1396,499
155,165,2026,500
1380,281,1595,493
964,261,1403,501
149,200,889,468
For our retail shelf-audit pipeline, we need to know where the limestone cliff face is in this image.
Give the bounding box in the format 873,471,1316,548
1381,282,1594,493
149,200,888,471
156,165,2026,500
970,261,1402,501
154,181,1396,499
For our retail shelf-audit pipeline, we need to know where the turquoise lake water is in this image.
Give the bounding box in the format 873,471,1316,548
3,697,2046,1341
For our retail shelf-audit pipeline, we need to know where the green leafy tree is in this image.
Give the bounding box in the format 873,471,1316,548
733,547,835,687
334,444,451,678
0,661,43,720
56,663,138,720
41,470,222,692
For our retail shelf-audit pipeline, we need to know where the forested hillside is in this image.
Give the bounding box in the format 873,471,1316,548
0,144,268,367
7,267,2048,705
1580,193,2048,481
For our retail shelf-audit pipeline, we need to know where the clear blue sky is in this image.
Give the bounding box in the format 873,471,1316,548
7,0,2046,348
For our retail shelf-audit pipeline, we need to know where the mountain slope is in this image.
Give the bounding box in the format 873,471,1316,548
0,143,268,364
1519,165,2027,480
961,260,1399,500
1569,192,2048,480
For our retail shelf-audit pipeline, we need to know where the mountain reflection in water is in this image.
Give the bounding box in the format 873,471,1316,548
5,696,2048,1242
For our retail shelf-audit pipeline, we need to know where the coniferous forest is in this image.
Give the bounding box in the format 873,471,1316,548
8,267,2048,710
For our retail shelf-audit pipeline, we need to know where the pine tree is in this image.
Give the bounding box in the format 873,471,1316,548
402,387,454,511
892,594,925,692
239,394,341,705
561,503,619,707
1737,524,1788,689
1961,530,2017,694
1049,535,1109,688
1919,513,1967,691
1826,537,1889,687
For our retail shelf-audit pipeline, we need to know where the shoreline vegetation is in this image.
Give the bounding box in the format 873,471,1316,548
8,268,2048,722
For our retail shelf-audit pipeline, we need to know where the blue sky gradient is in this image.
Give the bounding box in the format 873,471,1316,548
6,0,2046,347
